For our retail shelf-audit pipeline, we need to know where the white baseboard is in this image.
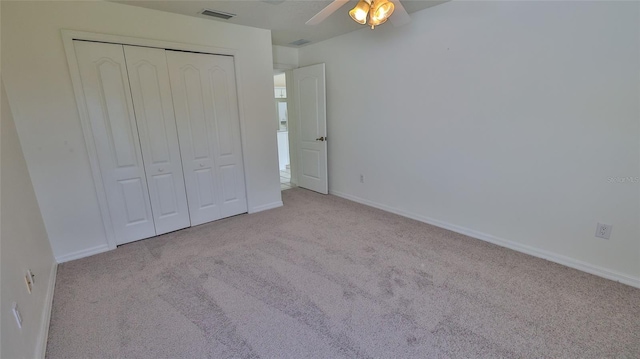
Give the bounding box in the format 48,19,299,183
55,244,110,263
329,190,640,289
36,262,57,358
250,201,284,213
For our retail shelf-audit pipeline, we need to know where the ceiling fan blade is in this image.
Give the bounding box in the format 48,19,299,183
389,0,411,27
306,0,350,25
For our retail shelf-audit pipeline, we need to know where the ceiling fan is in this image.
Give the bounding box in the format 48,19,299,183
306,0,411,29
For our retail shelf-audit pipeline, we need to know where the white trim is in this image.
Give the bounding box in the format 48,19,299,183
61,29,253,249
274,62,296,71
329,189,640,289
55,244,110,263
229,48,254,214
250,201,283,213
35,263,57,358
284,69,299,186
61,30,238,56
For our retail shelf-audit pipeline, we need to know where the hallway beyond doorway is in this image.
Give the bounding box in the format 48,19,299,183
280,167,292,191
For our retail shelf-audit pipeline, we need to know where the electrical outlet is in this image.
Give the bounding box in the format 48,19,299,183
595,223,612,240
360,174,365,183
12,303,23,329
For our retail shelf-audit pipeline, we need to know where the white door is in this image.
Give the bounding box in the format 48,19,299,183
123,45,191,235
293,63,328,194
166,51,248,226
74,41,156,244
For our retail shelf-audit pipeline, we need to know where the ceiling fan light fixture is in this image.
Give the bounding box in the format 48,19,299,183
349,0,370,25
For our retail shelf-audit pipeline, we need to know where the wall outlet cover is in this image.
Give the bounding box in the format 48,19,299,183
595,223,612,240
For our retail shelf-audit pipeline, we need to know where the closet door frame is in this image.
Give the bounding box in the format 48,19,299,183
62,30,251,250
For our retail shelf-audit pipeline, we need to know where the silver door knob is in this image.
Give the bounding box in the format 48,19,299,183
158,168,164,172
199,163,204,167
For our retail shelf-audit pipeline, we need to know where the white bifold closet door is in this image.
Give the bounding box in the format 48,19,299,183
74,41,191,245
166,51,247,226
123,45,191,236
74,41,158,244
74,40,248,244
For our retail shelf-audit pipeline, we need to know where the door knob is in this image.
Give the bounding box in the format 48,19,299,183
158,168,164,173
315,136,326,142
199,163,204,168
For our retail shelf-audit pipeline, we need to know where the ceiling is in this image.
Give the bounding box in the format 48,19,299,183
112,0,447,47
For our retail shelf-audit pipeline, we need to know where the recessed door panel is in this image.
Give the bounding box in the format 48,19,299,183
167,50,247,225
220,165,237,202
302,149,321,179
124,45,191,235
182,67,210,160
118,178,148,224
133,62,170,165
74,40,156,244
209,68,234,156
96,59,139,168
153,174,179,217
299,77,320,142
195,169,216,208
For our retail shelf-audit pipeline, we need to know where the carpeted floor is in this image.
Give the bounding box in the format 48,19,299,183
46,188,640,358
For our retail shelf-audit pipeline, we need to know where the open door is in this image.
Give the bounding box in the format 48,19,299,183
293,63,327,194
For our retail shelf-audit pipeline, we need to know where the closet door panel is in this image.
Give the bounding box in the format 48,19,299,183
195,168,216,207
74,41,156,244
207,64,246,215
166,51,247,226
124,45,190,235
166,53,220,225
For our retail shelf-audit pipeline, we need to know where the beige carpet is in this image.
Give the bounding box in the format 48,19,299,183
46,188,640,358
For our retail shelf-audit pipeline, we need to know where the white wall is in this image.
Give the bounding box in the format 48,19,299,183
1,1,281,261
1,80,57,359
299,1,640,285
273,45,299,69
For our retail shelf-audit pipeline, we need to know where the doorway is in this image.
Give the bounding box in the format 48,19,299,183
274,72,293,190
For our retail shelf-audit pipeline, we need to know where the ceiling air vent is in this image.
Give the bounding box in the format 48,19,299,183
200,9,236,20
289,39,311,47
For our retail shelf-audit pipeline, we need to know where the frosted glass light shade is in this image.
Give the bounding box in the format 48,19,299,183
370,0,394,23
349,0,370,25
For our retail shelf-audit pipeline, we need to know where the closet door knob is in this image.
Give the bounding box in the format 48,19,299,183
199,163,204,168
158,168,164,173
